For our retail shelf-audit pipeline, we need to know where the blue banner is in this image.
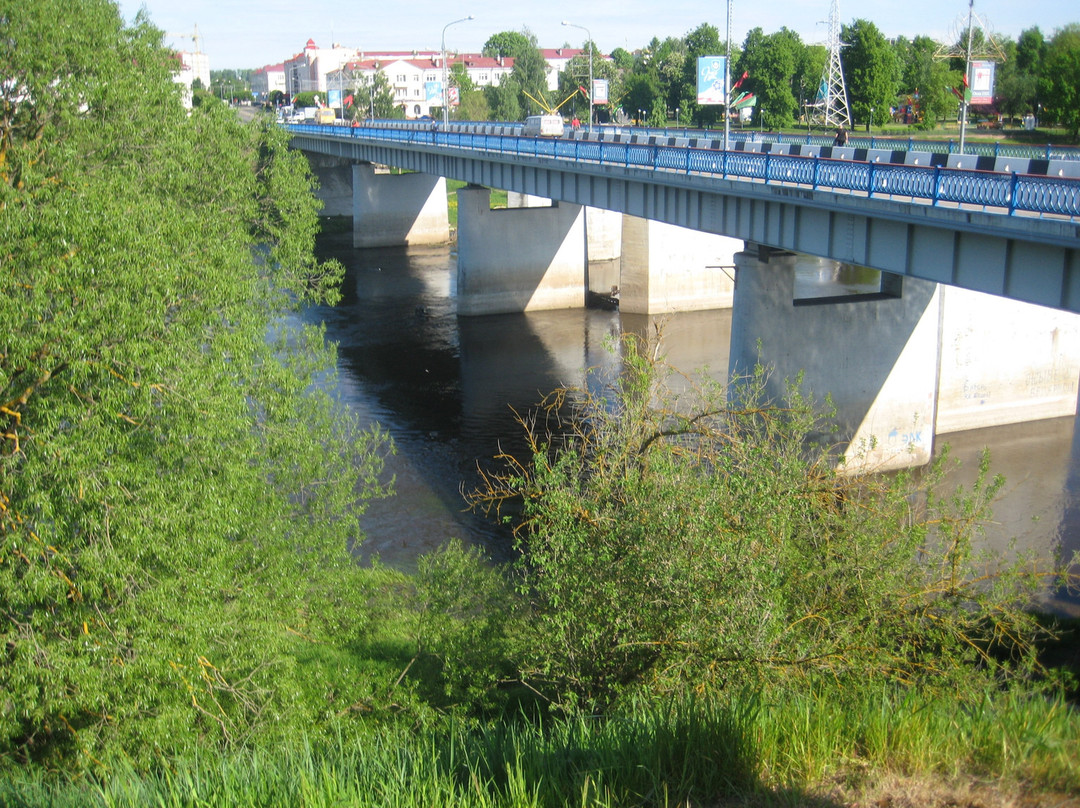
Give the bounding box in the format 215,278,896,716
696,56,726,105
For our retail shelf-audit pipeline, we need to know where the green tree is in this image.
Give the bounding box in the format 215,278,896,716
485,77,524,121
893,35,951,128
622,71,664,126
450,62,489,121
676,23,724,128
482,31,534,60
484,30,548,120
0,0,391,766
635,36,688,122
556,42,618,121
291,90,321,108
349,70,400,119
796,44,827,119
841,19,900,130
509,30,550,115
736,27,803,129
1016,26,1047,75
1039,23,1080,140
610,47,635,71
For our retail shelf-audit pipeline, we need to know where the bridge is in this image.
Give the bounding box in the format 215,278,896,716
288,120,1080,473
290,120,1080,314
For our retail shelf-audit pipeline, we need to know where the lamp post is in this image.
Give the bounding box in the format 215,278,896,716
562,20,592,134
441,15,474,126
723,0,732,153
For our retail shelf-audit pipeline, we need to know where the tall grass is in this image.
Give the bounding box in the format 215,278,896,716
3,686,1075,807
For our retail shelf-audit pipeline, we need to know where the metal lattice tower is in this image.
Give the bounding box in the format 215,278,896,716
810,0,851,128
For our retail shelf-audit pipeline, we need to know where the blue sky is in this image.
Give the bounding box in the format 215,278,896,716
115,0,1076,71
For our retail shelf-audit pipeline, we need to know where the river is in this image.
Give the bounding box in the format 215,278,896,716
304,232,1080,617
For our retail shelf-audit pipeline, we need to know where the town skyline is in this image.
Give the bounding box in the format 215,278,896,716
115,0,1076,71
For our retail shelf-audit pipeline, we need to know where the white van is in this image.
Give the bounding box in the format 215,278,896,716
523,114,564,137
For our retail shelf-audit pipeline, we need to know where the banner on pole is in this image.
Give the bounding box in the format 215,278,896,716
591,79,609,105
968,60,995,103
696,56,727,105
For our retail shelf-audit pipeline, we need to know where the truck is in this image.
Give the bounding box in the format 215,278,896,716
314,108,336,125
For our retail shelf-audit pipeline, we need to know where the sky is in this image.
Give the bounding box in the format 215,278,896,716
115,0,1076,71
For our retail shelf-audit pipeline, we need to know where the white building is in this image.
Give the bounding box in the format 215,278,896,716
300,38,597,120
540,48,584,92
328,52,519,119
251,63,287,99
171,50,210,108
284,38,363,97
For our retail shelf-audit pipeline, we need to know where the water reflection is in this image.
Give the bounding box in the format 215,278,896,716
308,233,1078,614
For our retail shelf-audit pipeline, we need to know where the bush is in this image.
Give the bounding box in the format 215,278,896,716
466,332,1076,711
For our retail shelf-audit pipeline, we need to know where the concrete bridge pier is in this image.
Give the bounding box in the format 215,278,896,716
306,154,355,217
729,248,1080,473
456,186,587,316
351,163,449,249
507,193,623,303
619,217,739,314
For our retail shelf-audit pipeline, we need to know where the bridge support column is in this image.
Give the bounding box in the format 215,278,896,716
456,186,586,316
730,250,1080,473
306,154,355,217
619,216,739,314
351,164,449,248
508,194,623,301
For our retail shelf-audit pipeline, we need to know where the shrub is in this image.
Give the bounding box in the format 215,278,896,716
466,332,1076,710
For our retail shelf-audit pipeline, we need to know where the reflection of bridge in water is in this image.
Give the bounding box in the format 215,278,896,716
291,121,1080,473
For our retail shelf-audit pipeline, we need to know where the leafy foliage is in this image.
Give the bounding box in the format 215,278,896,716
736,28,806,129
0,0,392,767
466,333,1073,711
841,19,900,129
1040,24,1080,140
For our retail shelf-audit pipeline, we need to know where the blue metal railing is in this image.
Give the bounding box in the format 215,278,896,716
288,122,1080,219
566,124,1080,161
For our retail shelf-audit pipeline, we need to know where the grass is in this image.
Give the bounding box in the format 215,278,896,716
4,685,1076,807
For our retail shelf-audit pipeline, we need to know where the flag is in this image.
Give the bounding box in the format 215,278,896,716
343,94,354,107
732,70,748,90
951,84,972,103
578,85,589,98
733,93,756,109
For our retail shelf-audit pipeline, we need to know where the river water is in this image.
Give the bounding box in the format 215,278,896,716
305,232,1080,617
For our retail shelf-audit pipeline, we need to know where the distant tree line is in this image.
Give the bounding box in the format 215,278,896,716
451,20,1080,139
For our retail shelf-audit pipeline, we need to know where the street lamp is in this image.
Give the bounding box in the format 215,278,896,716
562,20,592,134
441,15,474,126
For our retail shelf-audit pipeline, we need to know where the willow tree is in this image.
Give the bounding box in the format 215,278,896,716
0,0,390,767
